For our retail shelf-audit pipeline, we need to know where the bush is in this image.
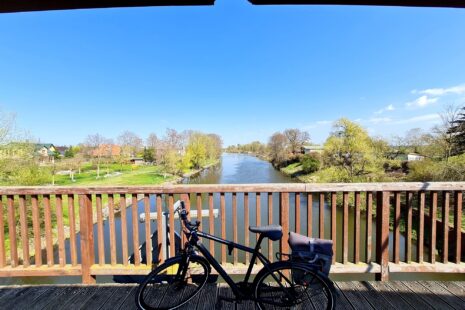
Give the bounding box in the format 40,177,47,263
300,155,320,174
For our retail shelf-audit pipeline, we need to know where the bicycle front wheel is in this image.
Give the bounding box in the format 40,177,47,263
136,255,210,310
254,262,334,310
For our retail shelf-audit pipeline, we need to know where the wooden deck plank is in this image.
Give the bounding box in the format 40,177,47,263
45,286,99,310
437,282,465,302
0,287,31,305
116,285,138,310
31,286,76,310
195,283,219,310
384,281,435,310
336,281,374,309
99,285,137,310
418,281,465,310
405,281,454,309
368,281,414,309
331,285,354,310
350,281,395,310
79,286,121,309
1,286,50,309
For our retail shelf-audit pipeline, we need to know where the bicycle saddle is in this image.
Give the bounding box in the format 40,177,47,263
248,225,283,241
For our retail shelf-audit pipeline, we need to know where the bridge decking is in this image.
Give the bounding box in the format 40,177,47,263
0,281,463,309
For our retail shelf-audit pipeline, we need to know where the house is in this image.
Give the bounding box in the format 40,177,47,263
35,143,57,163
407,153,425,161
129,157,145,165
54,146,70,157
301,144,324,154
91,144,121,157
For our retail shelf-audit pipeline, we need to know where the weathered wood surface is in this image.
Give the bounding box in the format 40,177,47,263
0,281,463,309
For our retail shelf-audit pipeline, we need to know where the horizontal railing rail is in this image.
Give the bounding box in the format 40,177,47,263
0,182,463,283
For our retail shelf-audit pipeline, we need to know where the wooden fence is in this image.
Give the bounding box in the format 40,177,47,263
0,182,463,283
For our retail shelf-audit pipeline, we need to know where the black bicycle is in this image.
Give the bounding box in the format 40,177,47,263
135,200,334,310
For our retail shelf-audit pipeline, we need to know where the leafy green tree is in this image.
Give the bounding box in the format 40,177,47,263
323,118,384,182
449,106,465,155
143,147,155,163
300,155,320,174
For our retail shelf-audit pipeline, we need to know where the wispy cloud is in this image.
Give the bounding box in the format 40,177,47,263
413,84,465,96
395,113,440,124
367,117,392,124
374,104,395,115
302,120,332,130
406,95,438,108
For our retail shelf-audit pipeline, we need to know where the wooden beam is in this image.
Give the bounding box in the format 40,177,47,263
0,0,214,14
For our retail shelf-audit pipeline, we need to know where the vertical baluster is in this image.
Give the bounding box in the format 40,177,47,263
268,193,273,262
0,197,5,268
280,193,290,258
196,193,202,222
79,194,95,284
406,192,413,263
120,194,128,266
376,191,390,281
156,194,163,263
43,195,53,267
295,193,300,234
181,194,190,248
256,193,261,242
307,193,312,237
430,191,437,264
221,193,226,264
169,194,175,258
319,193,324,238
342,192,349,264
244,193,250,262
132,194,140,266
366,192,373,263
454,191,462,264
56,195,65,267
7,195,18,267
208,193,214,257
144,194,152,265
331,192,337,264
418,191,425,263
96,194,105,266
68,195,77,266
442,191,449,263
394,192,401,264
232,193,238,265
108,194,117,265
18,195,29,267
354,192,361,264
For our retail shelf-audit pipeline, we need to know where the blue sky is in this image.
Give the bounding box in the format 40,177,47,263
1,1,465,146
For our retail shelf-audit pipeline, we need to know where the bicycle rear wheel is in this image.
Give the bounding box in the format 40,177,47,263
136,255,210,310
254,262,334,310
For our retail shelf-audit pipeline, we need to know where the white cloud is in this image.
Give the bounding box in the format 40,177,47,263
302,120,332,130
406,95,438,108
368,117,392,124
417,84,465,97
374,104,395,115
395,113,440,124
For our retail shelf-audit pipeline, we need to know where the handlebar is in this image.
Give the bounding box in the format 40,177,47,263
174,200,200,232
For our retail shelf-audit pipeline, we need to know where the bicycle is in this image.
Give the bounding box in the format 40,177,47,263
135,200,335,310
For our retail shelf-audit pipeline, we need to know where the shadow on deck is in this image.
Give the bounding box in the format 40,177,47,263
0,281,463,309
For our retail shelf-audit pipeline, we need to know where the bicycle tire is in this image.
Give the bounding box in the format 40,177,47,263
253,261,334,310
135,255,210,310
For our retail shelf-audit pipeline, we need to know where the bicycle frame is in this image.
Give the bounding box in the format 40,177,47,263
186,228,272,299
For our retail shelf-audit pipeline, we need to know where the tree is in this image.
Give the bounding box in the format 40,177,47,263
84,133,110,179
118,130,143,160
283,129,310,155
448,106,465,156
323,118,383,182
142,147,155,163
268,132,288,167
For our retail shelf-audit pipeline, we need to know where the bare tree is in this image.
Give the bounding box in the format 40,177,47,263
437,104,462,160
84,133,111,178
268,132,288,166
283,129,310,155
118,131,143,162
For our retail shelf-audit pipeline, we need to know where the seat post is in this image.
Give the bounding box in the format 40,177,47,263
244,234,265,284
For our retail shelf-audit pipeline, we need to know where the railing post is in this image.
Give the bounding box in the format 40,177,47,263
80,194,96,284
376,191,390,281
279,193,289,257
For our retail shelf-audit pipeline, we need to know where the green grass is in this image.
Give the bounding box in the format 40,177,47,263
280,162,303,175
55,165,176,186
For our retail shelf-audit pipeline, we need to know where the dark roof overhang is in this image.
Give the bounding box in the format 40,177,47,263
0,0,215,14
248,0,465,9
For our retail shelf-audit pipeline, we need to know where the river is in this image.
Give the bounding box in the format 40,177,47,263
3,153,454,285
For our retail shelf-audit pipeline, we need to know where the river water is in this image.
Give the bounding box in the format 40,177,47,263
4,153,456,285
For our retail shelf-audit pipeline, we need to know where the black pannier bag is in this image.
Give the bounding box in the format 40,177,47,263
288,232,333,277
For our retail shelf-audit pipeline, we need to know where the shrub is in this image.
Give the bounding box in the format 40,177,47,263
300,155,320,174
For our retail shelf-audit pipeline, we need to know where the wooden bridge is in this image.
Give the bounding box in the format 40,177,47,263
0,183,463,289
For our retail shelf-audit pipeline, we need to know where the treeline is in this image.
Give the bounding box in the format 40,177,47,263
0,110,223,185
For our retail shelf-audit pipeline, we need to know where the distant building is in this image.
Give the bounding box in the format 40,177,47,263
91,144,121,157
302,144,324,154
387,151,425,161
130,157,145,165
35,143,57,163
407,153,425,161
54,146,70,157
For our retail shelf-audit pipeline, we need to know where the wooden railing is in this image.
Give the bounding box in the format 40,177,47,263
0,182,463,283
